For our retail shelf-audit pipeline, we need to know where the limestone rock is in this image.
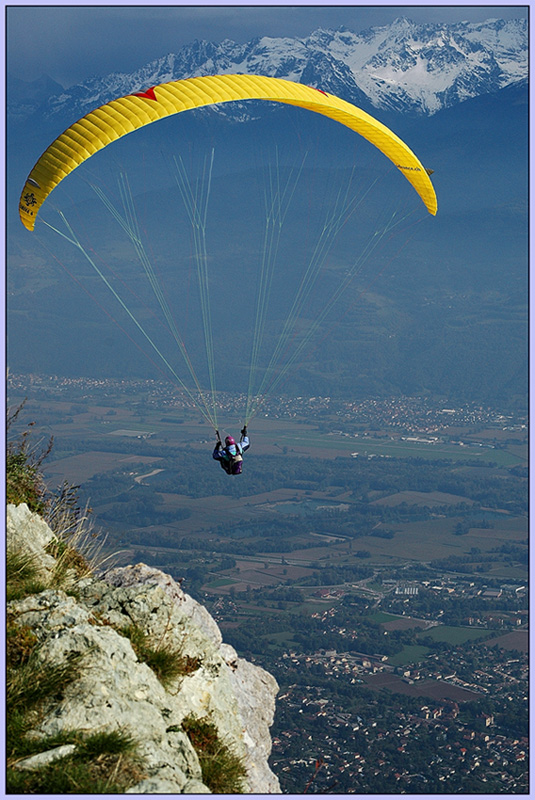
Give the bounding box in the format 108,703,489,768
104,563,223,647
15,744,76,771
228,656,281,793
7,504,281,793
7,502,56,577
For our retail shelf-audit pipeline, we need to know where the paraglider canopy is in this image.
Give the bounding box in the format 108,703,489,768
19,74,437,231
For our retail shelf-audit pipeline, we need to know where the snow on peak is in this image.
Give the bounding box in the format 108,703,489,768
13,17,527,123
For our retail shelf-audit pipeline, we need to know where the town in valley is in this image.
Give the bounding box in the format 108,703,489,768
7,373,528,793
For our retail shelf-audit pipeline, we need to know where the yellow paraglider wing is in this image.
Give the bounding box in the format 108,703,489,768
19,74,437,230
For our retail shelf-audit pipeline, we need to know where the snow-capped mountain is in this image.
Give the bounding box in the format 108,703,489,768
9,17,527,125
308,17,527,113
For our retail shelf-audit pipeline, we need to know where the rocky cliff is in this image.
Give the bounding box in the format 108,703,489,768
7,502,281,793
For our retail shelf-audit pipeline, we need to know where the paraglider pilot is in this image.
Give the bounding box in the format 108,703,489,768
213,427,250,475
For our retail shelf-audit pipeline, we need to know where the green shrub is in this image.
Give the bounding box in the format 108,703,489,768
182,714,247,793
7,522,95,602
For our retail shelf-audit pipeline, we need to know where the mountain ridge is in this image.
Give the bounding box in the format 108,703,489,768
8,17,527,126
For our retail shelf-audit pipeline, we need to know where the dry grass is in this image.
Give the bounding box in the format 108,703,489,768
6,401,53,513
182,714,247,793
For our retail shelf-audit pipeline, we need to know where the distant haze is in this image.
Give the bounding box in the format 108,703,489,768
7,16,528,410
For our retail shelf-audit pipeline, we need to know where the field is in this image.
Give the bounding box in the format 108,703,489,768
32,393,527,466
43,443,527,573
485,630,528,652
45,451,162,484
372,490,475,508
42,449,528,580
10,384,528,612
277,430,526,467
421,625,493,646
364,673,481,702
136,496,527,597
386,645,431,666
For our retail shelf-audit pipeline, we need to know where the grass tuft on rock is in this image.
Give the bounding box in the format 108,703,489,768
6,549,47,601
120,623,201,688
182,714,247,793
7,406,108,599
6,401,52,512
6,616,144,793
7,728,144,794
7,617,85,759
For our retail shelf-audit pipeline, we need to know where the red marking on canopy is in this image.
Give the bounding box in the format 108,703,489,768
132,87,158,101
307,85,328,96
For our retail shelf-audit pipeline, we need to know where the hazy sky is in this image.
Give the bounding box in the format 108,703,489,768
6,3,528,88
